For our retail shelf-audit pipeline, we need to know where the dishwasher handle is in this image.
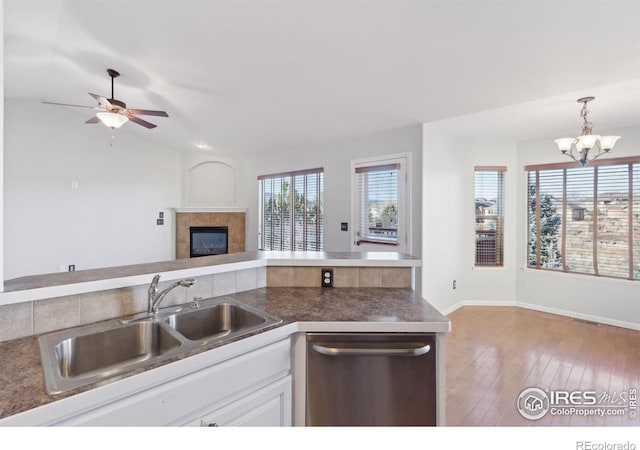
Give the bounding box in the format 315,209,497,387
312,342,431,357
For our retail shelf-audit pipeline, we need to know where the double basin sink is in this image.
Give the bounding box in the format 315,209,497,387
38,298,282,394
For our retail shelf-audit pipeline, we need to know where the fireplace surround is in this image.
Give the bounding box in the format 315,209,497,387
175,209,246,260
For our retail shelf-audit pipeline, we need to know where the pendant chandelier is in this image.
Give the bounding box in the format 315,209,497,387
554,97,620,166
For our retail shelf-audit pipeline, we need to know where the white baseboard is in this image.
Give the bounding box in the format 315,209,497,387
440,300,516,317
441,299,640,331
515,301,640,332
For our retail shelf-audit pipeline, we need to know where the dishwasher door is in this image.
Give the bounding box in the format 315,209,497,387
306,333,436,426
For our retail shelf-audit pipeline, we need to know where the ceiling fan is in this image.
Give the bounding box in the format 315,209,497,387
43,69,168,129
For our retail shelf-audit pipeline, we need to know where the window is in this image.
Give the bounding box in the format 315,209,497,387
354,163,400,247
474,167,506,266
258,168,323,251
526,156,640,280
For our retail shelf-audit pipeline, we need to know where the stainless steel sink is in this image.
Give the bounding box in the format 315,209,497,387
39,320,185,394
55,321,182,378
38,298,281,394
164,300,278,343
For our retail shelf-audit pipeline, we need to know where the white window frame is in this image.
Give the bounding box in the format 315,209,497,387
474,166,506,267
525,156,640,281
350,152,411,253
258,167,324,251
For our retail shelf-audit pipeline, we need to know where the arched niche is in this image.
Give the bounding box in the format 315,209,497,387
187,161,236,205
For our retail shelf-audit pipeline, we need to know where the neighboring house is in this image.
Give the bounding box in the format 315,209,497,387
569,205,585,221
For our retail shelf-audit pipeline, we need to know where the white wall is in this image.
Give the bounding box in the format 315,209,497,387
421,125,463,313
181,151,239,206
456,138,518,307
4,99,181,280
516,125,640,329
236,125,423,256
421,127,520,312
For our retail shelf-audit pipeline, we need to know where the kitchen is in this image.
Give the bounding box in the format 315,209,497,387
2,1,640,448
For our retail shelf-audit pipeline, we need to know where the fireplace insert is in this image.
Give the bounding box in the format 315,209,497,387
190,226,228,257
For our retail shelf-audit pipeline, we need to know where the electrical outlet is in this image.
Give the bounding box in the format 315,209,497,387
157,218,164,225
68,265,76,272
453,280,456,290
340,222,348,231
322,268,334,287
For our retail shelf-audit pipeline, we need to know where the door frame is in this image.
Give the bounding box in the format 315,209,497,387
350,152,412,253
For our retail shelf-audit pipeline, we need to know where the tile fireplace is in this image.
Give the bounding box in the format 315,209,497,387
175,209,246,259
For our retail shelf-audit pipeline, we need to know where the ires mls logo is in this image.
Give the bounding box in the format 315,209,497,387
517,387,638,420
517,387,550,420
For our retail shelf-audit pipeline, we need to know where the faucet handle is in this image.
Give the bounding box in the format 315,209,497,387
149,274,161,290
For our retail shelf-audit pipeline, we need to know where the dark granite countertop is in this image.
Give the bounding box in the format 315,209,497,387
3,251,420,292
0,287,449,421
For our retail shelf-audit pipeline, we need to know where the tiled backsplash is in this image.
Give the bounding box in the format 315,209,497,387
267,266,412,288
0,265,412,342
0,267,266,343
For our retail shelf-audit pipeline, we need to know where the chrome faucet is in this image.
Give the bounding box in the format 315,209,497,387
147,274,196,316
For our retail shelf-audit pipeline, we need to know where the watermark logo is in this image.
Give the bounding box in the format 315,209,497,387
576,442,637,450
517,387,638,420
517,387,550,420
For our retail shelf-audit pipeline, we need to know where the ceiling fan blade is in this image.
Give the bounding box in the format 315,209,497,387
42,101,97,109
89,93,112,107
127,109,169,117
85,116,100,124
127,115,157,129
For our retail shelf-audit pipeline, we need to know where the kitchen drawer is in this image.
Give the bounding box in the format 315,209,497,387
59,338,291,426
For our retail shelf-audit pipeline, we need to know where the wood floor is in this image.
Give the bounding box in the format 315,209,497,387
445,306,640,426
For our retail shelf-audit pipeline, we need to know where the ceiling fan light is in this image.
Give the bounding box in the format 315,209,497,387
600,135,621,151
576,134,600,150
554,138,575,152
96,112,129,129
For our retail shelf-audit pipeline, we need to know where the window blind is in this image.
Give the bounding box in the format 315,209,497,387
474,167,506,266
564,166,594,274
258,168,323,251
354,164,400,246
536,168,563,269
526,156,640,281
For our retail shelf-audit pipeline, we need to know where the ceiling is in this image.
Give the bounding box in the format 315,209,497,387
5,0,640,157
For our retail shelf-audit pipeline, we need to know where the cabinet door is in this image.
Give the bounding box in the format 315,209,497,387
57,339,290,426
198,376,292,427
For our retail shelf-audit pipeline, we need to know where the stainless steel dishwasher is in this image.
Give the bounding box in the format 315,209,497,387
306,333,436,426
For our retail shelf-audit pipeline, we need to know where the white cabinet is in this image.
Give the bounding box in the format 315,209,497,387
46,338,292,426
185,376,292,427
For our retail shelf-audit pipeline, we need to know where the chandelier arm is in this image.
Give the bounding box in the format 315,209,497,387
587,142,608,162
567,141,579,163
